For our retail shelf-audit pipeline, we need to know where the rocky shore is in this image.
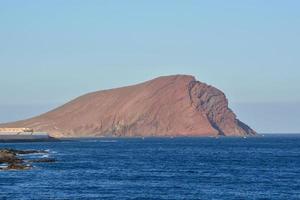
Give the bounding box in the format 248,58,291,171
0,149,55,170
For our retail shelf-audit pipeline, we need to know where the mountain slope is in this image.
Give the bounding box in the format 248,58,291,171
0,75,256,137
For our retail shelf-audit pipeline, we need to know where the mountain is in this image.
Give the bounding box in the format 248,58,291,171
0,75,256,137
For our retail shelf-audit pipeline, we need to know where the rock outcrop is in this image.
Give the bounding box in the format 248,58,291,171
0,149,55,170
0,75,256,137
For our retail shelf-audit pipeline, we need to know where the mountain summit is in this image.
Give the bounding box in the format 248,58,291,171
0,75,256,137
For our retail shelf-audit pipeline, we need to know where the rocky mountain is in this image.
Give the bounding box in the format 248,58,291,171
0,75,256,137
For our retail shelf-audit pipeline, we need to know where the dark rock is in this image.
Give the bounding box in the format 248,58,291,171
0,148,54,170
0,150,22,164
29,158,56,163
4,149,48,154
5,163,31,170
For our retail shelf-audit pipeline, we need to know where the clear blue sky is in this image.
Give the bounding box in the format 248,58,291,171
0,0,299,133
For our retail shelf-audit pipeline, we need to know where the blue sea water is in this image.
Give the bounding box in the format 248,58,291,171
0,135,300,200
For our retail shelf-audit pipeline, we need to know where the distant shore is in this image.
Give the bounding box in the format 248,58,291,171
0,137,59,143
1,134,299,143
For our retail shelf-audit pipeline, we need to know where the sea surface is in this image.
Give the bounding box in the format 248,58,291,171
0,135,300,200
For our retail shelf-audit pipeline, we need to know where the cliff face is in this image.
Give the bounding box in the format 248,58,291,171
0,75,256,137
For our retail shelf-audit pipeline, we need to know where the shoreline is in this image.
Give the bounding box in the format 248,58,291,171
1,134,299,143
0,137,61,143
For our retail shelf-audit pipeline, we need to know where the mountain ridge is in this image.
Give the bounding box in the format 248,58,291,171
0,75,256,137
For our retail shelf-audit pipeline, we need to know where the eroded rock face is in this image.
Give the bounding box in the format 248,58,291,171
0,75,256,137
188,80,255,136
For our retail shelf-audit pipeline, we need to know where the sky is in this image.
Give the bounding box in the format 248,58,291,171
0,0,299,133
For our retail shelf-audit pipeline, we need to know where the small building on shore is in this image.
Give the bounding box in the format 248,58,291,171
0,128,50,141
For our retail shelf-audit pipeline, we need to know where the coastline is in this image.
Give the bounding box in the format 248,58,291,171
0,137,60,143
1,134,299,143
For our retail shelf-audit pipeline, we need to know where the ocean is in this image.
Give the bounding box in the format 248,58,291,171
0,135,299,200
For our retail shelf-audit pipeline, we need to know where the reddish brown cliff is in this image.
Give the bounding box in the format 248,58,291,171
0,75,256,137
